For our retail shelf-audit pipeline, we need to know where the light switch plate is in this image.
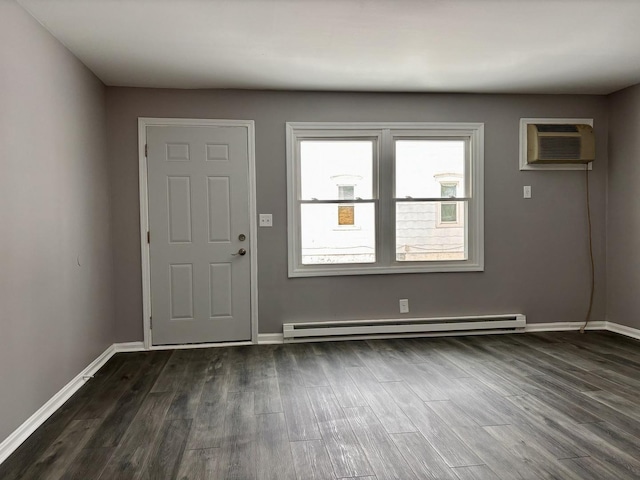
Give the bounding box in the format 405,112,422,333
523,186,532,199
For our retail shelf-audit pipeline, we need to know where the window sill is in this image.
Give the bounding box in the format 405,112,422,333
435,222,463,228
288,261,484,278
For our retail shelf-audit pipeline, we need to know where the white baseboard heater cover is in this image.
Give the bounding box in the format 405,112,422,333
283,314,526,343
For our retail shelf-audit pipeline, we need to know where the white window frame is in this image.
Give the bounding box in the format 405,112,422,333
286,122,484,277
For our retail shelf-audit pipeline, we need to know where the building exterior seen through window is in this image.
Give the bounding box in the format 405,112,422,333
395,142,465,262
298,140,465,264
299,141,374,264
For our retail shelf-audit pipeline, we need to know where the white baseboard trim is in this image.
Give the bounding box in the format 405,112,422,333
149,341,252,350
113,341,258,351
525,321,640,340
525,321,607,333
116,338,284,350
606,321,640,341
258,333,284,344
114,341,145,352
0,344,116,466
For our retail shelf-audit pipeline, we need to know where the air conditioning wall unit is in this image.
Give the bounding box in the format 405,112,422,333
527,123,594,164
519,118,594,171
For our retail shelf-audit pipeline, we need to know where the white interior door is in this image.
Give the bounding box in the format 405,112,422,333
147,124,252,345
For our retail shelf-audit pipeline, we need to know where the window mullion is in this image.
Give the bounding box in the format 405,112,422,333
378,129,394,267
292,138,303,272
465,137,472,198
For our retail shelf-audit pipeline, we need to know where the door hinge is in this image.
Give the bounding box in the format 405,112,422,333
150,316,152,329
147,231,150,244
145,144,148,157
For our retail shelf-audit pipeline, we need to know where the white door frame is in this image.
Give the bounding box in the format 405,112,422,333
138,117,259,349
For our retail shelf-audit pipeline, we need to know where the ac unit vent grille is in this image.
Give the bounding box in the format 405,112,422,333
536,124,579,133
539,137,581,160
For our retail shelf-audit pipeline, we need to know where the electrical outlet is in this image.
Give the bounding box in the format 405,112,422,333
523,186,532,199
259,214,273,227
399,299,409,314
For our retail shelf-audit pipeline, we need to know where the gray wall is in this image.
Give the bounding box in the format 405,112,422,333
0,2,114,441
107,88,608,341
607,84,640,329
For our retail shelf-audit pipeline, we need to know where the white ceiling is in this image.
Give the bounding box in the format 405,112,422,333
18,0,640,94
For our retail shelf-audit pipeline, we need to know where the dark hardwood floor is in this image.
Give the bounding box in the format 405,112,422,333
2,331,640,479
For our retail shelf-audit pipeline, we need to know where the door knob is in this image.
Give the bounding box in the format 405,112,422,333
232,248,247,256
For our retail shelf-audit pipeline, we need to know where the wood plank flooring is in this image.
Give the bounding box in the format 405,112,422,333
2,331,640,479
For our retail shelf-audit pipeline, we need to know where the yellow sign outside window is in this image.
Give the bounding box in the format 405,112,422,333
338,205,354,225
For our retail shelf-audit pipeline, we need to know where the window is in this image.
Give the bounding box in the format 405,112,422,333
286,122,484,276
435,176,463,228
441,204,457,222
440,184,458,222
338,185,354,200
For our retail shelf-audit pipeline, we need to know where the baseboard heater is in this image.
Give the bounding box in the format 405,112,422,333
283,314,526,343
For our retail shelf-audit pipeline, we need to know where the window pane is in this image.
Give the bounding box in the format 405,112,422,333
300,141,374,200
395,140,465,198
396,201,466,261
441,203,457,222
441,184,457,198
338,185,355,200
301,203,375,264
